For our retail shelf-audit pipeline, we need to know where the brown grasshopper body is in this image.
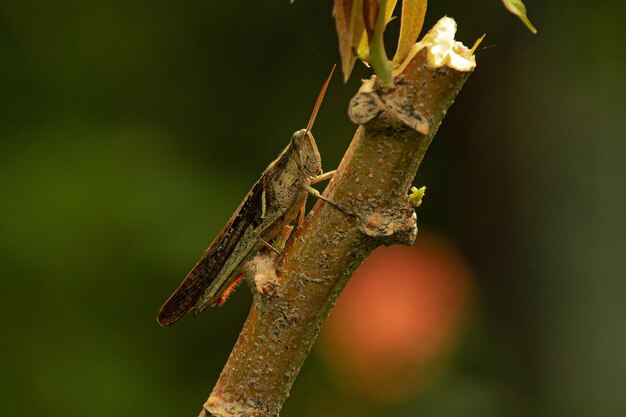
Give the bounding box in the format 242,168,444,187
157,68,336,327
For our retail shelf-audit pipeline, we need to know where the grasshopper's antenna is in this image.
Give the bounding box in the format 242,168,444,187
305,64,336,134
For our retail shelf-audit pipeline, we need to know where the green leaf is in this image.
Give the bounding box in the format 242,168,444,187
393,0,427,64
409,186,426,207
368,0,393,85
502,0,538,34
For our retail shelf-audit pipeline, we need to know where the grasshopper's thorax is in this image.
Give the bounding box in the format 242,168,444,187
291,129,322,179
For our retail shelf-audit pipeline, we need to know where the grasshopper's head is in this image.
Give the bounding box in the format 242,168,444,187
291,129,322,177
290,65,335,179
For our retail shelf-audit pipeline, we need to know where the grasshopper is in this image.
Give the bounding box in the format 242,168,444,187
157,66,340,326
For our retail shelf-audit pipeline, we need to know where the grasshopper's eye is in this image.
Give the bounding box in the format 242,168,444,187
291,129,306,148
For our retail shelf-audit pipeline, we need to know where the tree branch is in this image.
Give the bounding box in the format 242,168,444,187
201,19,475,417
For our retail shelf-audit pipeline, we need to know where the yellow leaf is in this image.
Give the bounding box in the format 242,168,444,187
502,0,538,34
357,30,370,64
350,1,367,64
383,0,398,24
392,0,427,64
470,33,486,55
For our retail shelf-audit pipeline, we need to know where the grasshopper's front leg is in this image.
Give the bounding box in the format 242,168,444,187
310,170,336,185
295,171,345,229
304,171,355,217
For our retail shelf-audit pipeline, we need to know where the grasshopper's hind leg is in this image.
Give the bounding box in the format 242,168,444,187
296,200,306,228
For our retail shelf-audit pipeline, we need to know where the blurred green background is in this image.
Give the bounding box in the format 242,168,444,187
1,1,624,416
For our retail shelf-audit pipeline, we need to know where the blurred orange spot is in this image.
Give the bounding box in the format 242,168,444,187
318,233,474,404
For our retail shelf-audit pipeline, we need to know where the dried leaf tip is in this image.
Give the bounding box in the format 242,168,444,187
470,33,486,55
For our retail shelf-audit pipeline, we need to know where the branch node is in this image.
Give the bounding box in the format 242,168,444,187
348,77,430,135
358,203,417,246
243,251,280,300
203,397,260,417
348,87,385,125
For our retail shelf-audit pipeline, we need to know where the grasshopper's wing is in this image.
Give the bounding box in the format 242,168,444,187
157,176,267,326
